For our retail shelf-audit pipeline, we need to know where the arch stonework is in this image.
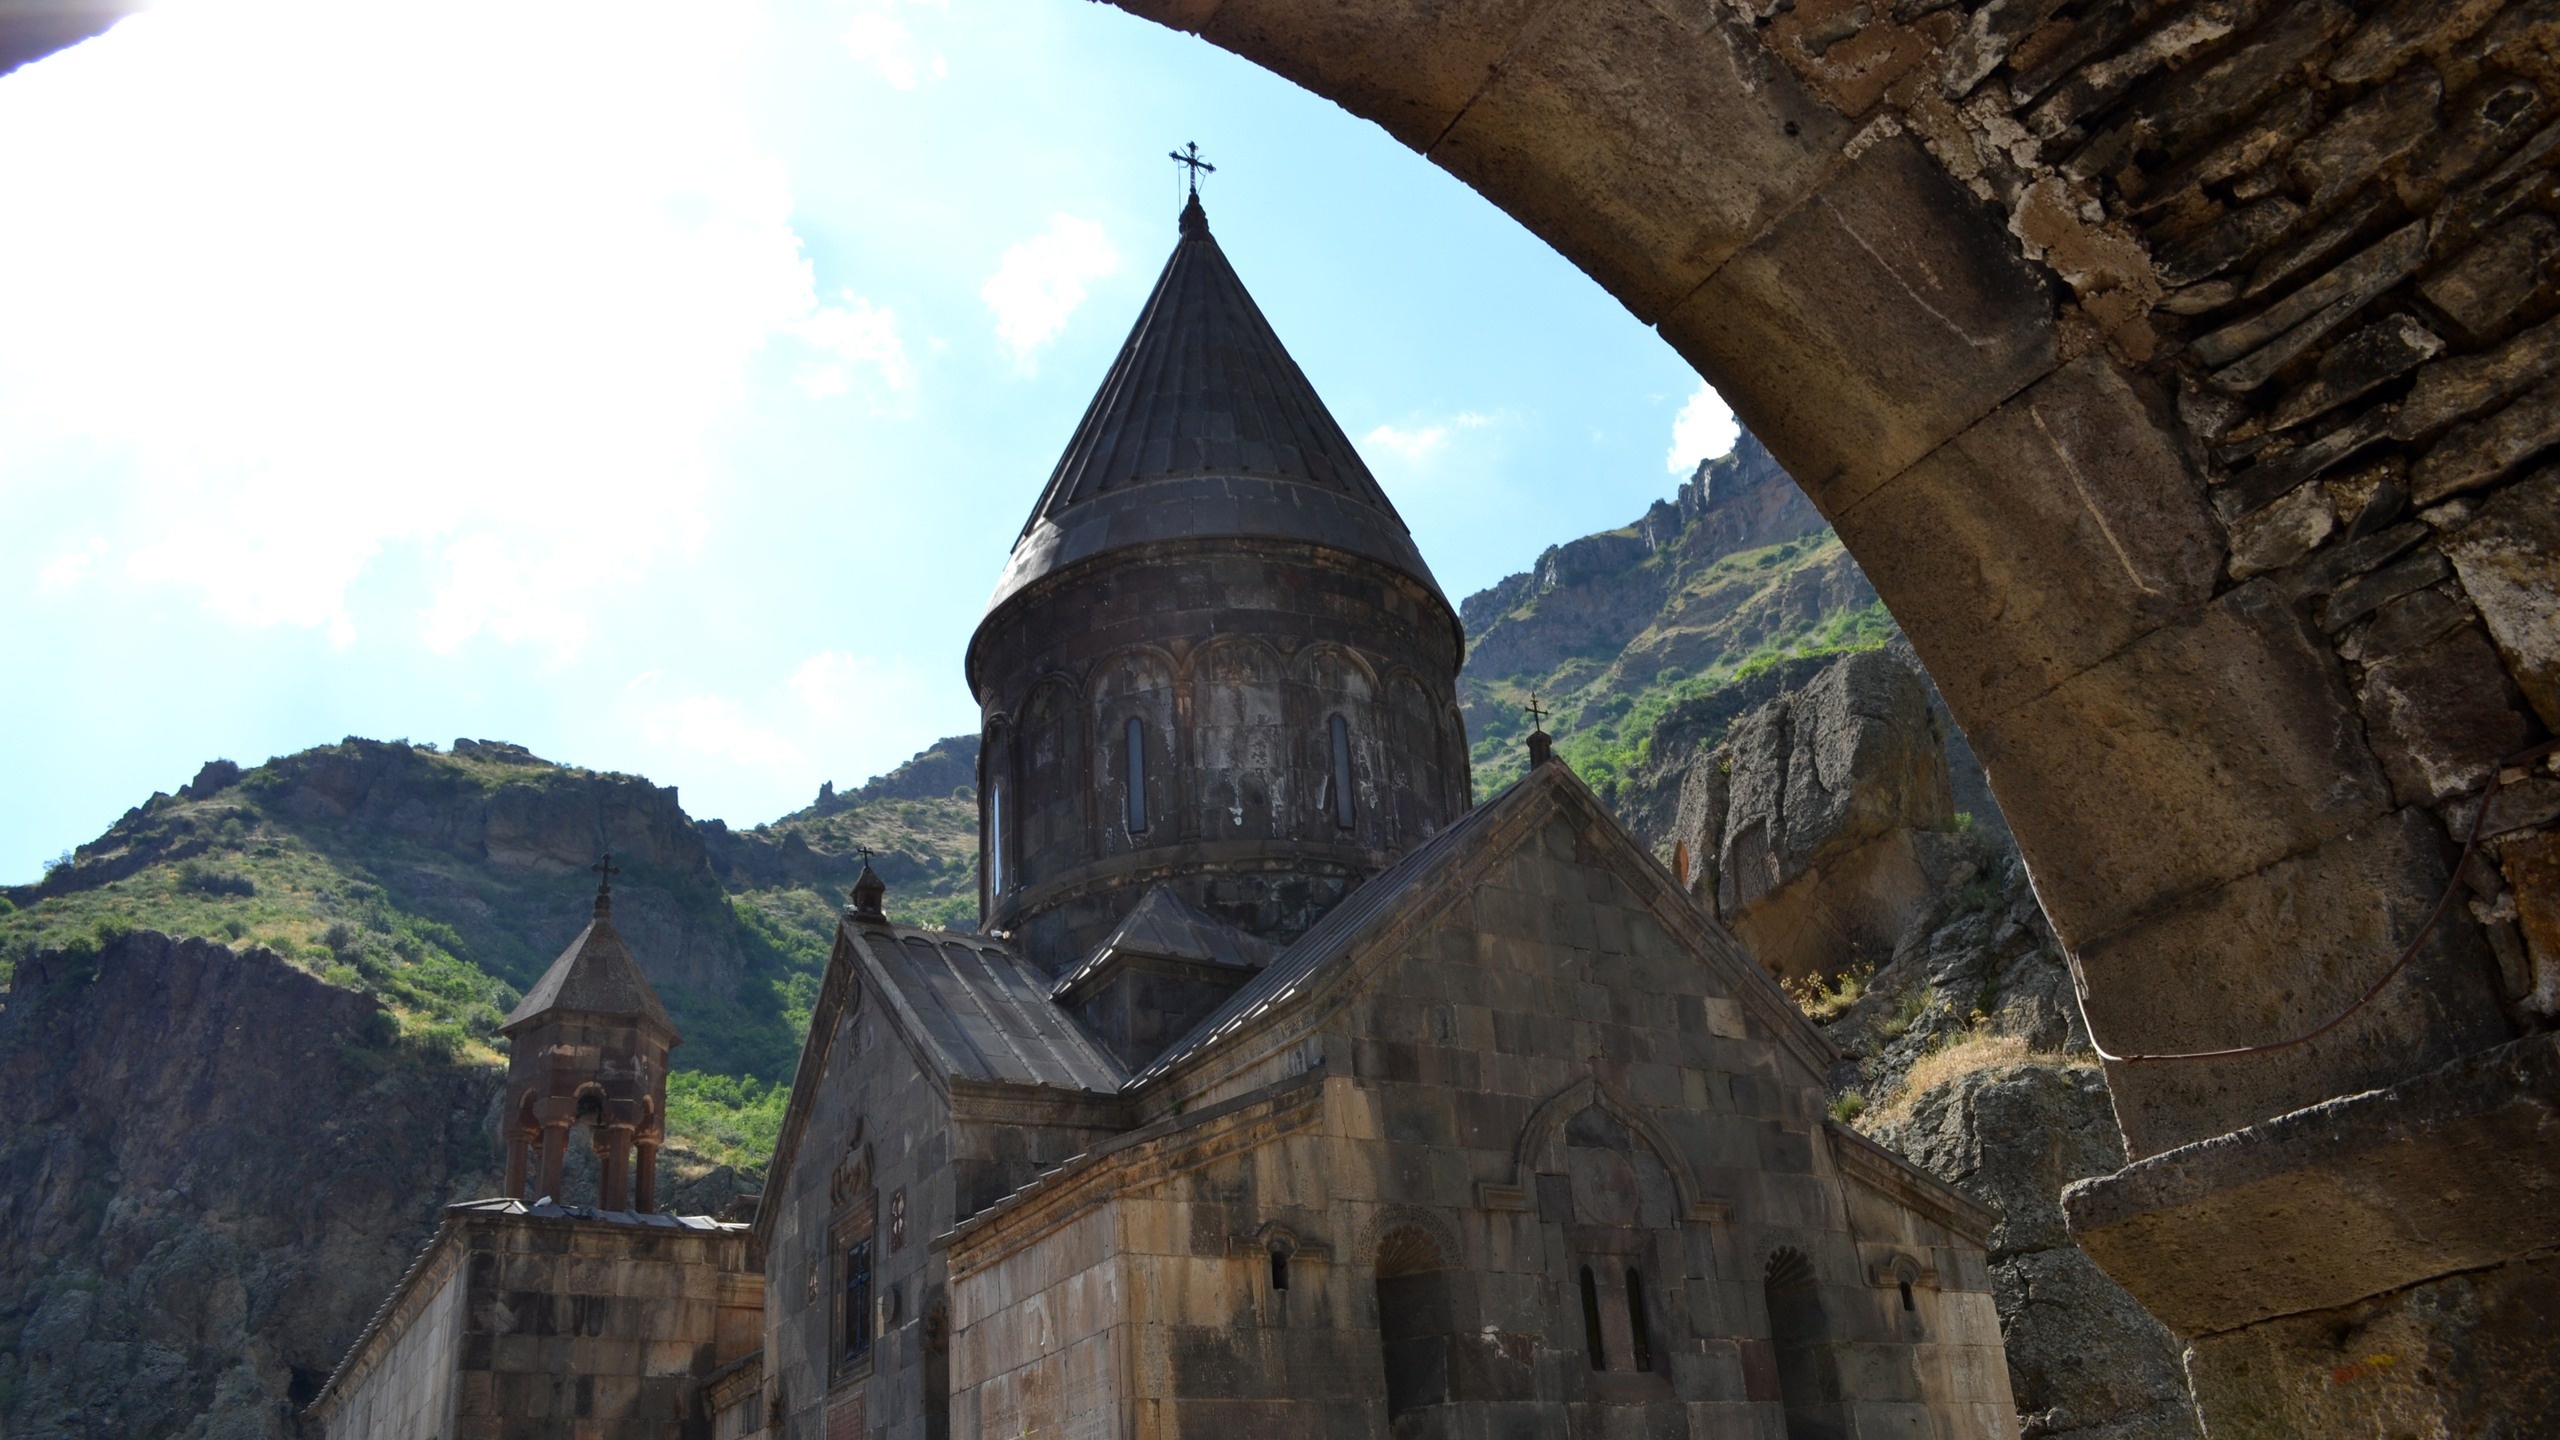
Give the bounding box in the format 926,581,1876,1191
1112,0,2560,1423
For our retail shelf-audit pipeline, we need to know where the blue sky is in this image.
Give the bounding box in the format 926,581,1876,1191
0,0,1737,883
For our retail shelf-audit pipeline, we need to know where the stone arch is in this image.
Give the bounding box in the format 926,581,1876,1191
1361,1204,1464,1276
1507,1075,1721,1225
1089,645,1179,853
1188,635,1289,841
1380,669,1444,852
1763,1247,1834,1438
1365,1214,1460,1421
1289,642,1378,841
1102,0,2525,1172
1013,676,1089,887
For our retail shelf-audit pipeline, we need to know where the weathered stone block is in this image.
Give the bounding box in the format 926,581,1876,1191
1972,580,2391,946
2419,211,2560,340
2227,479,2336,579
2184,1252,2560,1439
1422,0,1847,322
2072,806,2506,1156
1661,133,2060,513
2067,1033,2560,1335
2412,374,2560,503
1840,355,2223,721
2440,466,2560,725
2356,619,2531,804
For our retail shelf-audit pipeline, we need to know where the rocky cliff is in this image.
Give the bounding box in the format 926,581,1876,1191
0,931,501,1439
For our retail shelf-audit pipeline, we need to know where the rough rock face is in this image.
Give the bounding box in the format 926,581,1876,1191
1668,647,1958,980
0,931,502,1439
1874,1063,2200,1440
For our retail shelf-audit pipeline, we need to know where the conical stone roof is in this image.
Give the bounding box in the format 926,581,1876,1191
501,892,679,1039
981,195,1448,621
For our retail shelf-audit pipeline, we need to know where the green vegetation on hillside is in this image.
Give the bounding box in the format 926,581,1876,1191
1,734,986,1188
1464,529,1899,801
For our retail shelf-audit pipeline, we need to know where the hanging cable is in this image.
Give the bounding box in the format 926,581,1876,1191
2083,737,2559,1065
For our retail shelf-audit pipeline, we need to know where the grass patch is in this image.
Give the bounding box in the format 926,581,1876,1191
1783,963,1873,1021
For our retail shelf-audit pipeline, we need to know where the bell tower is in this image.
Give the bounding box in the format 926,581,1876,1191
967,192,1470,970
498,856,679,1211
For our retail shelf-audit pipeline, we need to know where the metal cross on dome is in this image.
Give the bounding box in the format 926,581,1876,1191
1169,141,1215,198
591,853,620,895
1524,694,1548,731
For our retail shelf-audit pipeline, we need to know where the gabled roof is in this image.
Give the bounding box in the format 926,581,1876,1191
1129,760,1839,1089
848,924,1128,1092
501,896,677,1039
1052,884,1275,1003
754,916,1127,1253
976,197,1452,629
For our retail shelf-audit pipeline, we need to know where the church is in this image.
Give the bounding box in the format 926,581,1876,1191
307,188,2016,1440
749,192,2018,1439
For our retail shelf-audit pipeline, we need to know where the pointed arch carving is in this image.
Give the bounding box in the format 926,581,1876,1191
1357,1204,1465,1276
1478,1075,1728,1223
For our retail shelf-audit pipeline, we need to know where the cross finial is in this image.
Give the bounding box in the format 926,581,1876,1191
1168,141,1215,198
1524,694,1548,730
1524,694,1555,768
856,845,876,864
591,853,620,894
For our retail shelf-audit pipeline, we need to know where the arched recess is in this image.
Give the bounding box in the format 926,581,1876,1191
1190,637,1288,841
1090,646,1179,854
1014,678,1089,887
1370,1220,1457,1421
1102,0,2514,1162
1763,1249,1838,1440
1381,671,1445,852
1504,1075,1725,1225
1289,642,1378,843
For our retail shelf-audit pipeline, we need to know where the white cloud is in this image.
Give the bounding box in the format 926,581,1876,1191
624,649,942,792
1363,411,1493,467
981,215,1119,368
794,291,915,399
640,692,807,771
0,0,819,657
843,0,950,90
1667,381,1740,474
36,540,107,594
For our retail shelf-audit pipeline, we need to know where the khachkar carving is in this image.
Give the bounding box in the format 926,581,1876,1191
497,855,679,1212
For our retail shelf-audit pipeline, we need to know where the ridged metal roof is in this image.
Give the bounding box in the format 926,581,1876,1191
1029,194,1395,524
981,197,1449,620
849,924,1128,1093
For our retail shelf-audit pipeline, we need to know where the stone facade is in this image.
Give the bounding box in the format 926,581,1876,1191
306,1203,761,1440
935,769,2013,1440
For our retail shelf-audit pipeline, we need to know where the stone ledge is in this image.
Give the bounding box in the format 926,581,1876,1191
2062,1032,2560,1336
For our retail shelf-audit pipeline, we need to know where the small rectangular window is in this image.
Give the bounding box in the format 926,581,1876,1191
1125,717,1149,835
1328,713,1355,829
841,1237,873,1365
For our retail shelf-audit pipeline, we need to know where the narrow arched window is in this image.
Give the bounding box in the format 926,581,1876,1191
987,782,1006,900
1625,1268,1654,1372
1579,1265,1607,1371
1268,1241,1290,1291
1125,717,1149,835
1328,713,1355,829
